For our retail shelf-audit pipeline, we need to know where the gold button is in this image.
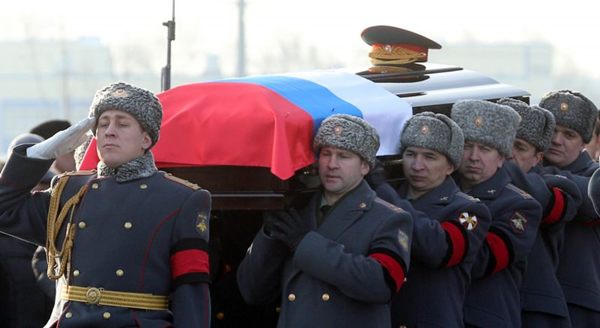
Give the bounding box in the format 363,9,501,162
73,270,80,277
124,222,133,229
140,184,148,189
275,306,280,313
78,221,86,229
216,312,225,320
65,312,72,319
400,326,407,328
91,183,99,189
288,293,296,302
359,202,366,208
116,269,124,277
321,293,330,301
103,312,111,319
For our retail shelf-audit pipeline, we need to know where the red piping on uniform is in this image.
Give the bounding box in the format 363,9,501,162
486,232,510,274
441,221,467,267
369,253,405,292
138,209,180,289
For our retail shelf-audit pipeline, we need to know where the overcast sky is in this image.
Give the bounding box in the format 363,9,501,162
1,0,599,78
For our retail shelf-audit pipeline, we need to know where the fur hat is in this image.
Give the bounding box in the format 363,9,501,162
538,90,597,143
497,98,555,152
400,111,464,168
451,99,520,158
89,82,162,148
313,114,380,167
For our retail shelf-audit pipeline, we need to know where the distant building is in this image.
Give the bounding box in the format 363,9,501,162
0,37,114,155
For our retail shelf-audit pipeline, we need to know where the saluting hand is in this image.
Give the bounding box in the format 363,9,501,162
27,116,95,160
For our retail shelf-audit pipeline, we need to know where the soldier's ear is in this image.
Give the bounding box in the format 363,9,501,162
361,160,370,177
141,131,152,150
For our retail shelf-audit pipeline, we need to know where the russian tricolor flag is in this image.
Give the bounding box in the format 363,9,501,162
80,70,412,179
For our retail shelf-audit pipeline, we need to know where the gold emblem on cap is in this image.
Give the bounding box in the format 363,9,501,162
420,125,429,135
384,44,393,53
334,126,343,136
560,102,569,112
112,89,129,98
474,116,483,127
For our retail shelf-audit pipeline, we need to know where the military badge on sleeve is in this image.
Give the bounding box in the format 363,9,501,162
459,212,478,230
510,212,527,234
397,230,409,252
196,212,208,234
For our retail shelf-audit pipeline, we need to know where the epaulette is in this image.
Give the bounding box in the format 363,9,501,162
507,184,533,200
375,197,405,213
59,169,97,178
50,170,96,188
164,173,201,190
456,192,479,202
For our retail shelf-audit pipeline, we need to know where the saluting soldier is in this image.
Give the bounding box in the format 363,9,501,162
498,98,583,327
0,82,211,327
237,114,413,328
378,112,492,328
539,90,600,327
451,100,542,328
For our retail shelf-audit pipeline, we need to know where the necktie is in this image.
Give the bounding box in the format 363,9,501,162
318,205,331,227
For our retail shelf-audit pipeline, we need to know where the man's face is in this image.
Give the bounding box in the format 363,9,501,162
511,138,543,172
402,146,454,198
458,141,504,189
318,146,369,204
545,125,585,168
96,110,152,168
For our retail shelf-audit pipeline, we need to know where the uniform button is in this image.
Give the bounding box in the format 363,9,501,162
116,269,124,277
64,312,72,319
216,312,225,320
275,306,280,313
140,184,148,189
288,293,296,302
321,293,330,301
399,326,407,328
124,222,133,229
91,183,99,189
78,221,86,229
73,270,80,277
359,202,366,208
103,312,111,319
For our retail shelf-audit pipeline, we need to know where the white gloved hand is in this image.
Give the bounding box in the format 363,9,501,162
27,117,95,160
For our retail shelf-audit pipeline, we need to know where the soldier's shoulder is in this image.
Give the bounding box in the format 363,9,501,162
506,183,534,200
374,197,406,214
455,191,480,203
60,169,96,177
162,172,201,190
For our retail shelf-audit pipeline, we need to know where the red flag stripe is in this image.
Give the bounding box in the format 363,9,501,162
170,249,209,279
441,221,467,267
543,187,565,225
486,232,510,274
369,253,405,292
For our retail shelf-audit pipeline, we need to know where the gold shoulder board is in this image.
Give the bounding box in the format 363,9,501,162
164,173,201,190
61,170,96,177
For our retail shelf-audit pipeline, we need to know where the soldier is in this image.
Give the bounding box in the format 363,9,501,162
237,114,413,328
451,100,542,328
539,90,600,327
498,98,582,327
380,112,492,327
0,82,211,327
0,133,55,327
